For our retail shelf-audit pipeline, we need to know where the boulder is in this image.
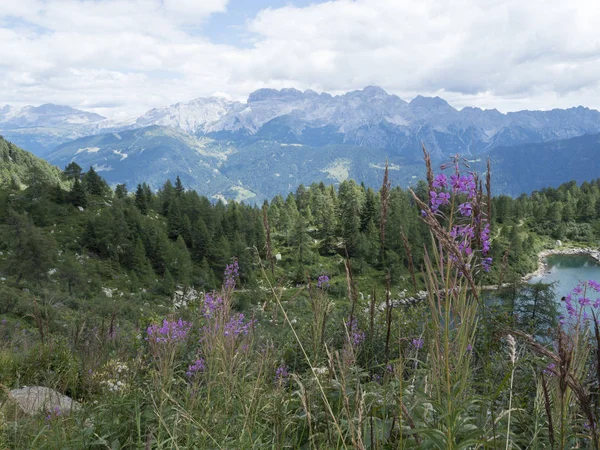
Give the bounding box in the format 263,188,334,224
7,386,81,416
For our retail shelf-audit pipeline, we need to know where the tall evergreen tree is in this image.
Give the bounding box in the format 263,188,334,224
82,166,106,196
167,199,184,240
135,184,148,215
69,179,87,208
5,212,56,286
115,184,128,199
63,162,83,181
175,176,185,196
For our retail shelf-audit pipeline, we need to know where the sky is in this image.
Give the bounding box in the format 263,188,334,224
1,0,600,117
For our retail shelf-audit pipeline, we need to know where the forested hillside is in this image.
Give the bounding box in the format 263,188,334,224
2,143,600,307
0,136,65,189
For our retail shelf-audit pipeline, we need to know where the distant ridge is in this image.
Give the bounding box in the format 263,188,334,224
4,86,600,201
4,86,600,159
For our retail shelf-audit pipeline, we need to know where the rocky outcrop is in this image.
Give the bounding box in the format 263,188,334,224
7,386,81,416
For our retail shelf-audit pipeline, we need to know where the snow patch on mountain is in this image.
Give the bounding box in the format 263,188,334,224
75,147,100,155
112,149,128,161
369,162,400,170
93,164,113,172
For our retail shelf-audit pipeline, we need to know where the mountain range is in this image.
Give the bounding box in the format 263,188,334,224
2,86,600,201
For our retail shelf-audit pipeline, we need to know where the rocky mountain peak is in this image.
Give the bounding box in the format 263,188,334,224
409,95,454,111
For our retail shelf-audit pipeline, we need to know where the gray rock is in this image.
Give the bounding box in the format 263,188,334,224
8,386,81,416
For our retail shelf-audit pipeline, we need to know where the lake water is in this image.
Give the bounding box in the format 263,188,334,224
528,254,600,301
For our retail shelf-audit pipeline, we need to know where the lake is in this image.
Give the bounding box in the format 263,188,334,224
528,254,600,302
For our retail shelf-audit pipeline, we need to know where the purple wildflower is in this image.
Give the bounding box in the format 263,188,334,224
458,241,473,257
224,260,239,289
482,257,493,272
317,274,330,288
146,318,192,344
480,223,491,255
589,280,600,292
345,317,365,347
186,358,205,378
564,294,576,317
579,296,591,307
451,225,475,239
432,173,448,189
558,315,566,325
430,191,451,210
203,293,223,318
544,363,556,376
458,202,472,217
412,337,424,349
45,406,62,422
451,173,477,198
224,313,254,336
275,364,289,385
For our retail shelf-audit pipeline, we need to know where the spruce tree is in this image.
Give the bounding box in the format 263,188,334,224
135,184,148,215
5,212,56,286
115,184,128,199
175,176,185,196
83,166,108,197
69,179,87,208
63,162,82,181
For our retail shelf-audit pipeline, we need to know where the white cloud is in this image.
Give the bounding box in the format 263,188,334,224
1,0,600,116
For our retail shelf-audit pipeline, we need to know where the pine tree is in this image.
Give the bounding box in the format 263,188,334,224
337,180,365,255
171,235,193,284
295,184,310,212
135,184,148,215
160,180,175,216
63,162,82,181
160,268,175,295
289,214,312,264
361,187,377,232
69,179,87,208
126,237,152,276
143,183,154,210
175,176,185,196
115,184,128,199
82,166,108,197
167,199,184,240
58,253,85,296
191,218,211,263
5,212,56,286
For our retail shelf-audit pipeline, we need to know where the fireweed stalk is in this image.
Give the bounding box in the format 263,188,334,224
146,317,192,388
407,149,492,448
198,260,256,409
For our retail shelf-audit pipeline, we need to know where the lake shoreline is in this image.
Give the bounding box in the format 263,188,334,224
521,247,600,282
